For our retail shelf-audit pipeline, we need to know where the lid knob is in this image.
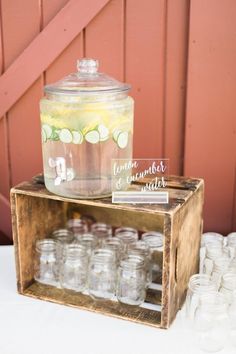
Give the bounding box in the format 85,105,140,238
77,58,98,74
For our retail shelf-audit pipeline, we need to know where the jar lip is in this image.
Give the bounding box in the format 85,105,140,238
121,255,145,269
64,244,87,258
91,248,115,262
102,237,123,247
36,239,57,252
141,232,163,248
222,272,236,287
188,274,216,293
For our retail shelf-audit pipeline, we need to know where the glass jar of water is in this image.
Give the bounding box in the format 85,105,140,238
40,58,134,199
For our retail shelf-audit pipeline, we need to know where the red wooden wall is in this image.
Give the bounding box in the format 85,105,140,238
0,0,235,242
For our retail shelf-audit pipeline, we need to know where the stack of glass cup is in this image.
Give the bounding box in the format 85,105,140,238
185,231,236,352
34,218,164,307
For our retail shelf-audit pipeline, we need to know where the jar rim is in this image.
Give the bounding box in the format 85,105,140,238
36,239,57,253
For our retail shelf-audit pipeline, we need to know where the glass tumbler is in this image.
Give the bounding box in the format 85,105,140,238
60,244,88,292
211,256,231,290
88,248,117,300
91,223,112,245
117,254,146,306
141,231,163,283
34,239,58,286
203,244,223,276
185,274,217,322
194,292,229,352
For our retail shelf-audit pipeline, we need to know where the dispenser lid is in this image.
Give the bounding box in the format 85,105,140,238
44,58,130,96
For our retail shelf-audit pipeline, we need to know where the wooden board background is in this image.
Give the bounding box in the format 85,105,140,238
0,0,236,240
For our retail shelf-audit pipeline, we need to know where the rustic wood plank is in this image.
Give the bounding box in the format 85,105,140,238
0,0,111,118
185,0,236,234
125,0,166,158
163,0,190,174
24,282,162,328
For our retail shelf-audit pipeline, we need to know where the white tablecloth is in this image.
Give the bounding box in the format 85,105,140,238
0,246,234,354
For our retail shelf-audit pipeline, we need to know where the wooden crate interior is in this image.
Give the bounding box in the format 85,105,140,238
13,193,164,328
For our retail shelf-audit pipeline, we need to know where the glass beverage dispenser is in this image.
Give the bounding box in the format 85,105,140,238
40,58,134,199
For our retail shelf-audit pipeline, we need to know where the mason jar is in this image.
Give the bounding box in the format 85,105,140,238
127,240,152,287
211,256,231,290
115,227,138,254
34,239,58,286
219,272,236,305
66,218,88,240
141,231,163,283
185,274,217,322
60,244,89,292
88,248,117,300
117,254,146,306
51,228,74,258
194,292,229,352
200,232,224,273
203,244,224,276
101,237,123,263
91,223,112,245
77,233,98,256
40,58,134,199
228,290,236,348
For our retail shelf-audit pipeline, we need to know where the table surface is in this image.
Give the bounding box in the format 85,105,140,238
0,246,234,354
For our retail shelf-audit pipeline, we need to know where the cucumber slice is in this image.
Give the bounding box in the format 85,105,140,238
117,131,129,149
97,124,109,141
113,129,122,142
85,130,100,144
41,128,47,143
42,124,52,139
72,130,83,144
59,128,73,143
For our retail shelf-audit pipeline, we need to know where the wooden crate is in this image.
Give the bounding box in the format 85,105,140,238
10,175,204,329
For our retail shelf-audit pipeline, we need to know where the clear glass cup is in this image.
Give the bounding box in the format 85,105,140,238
227,233,236,259
185,274,217,322
34,239,58,286
219,273,236,305
40,58,134,199
201,232,224,247
60,244,89,292
117,254,146,306
101,237,123,263
228,290,236,348
203,244,223,276
115,227,138,254
127,240,152,287
211,256,231,289
77,233,98,256
141,231,163,283
200,233,224,273
194,292,229,352
88,248,117,300
66,218,88,240
51,228,74,258
91,223,112,245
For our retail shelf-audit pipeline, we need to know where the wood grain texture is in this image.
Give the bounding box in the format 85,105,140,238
164,0,190,174
184,0,236,234
0,0,111,118
25,282,162,328
125,0,166,159
11,175,203,328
